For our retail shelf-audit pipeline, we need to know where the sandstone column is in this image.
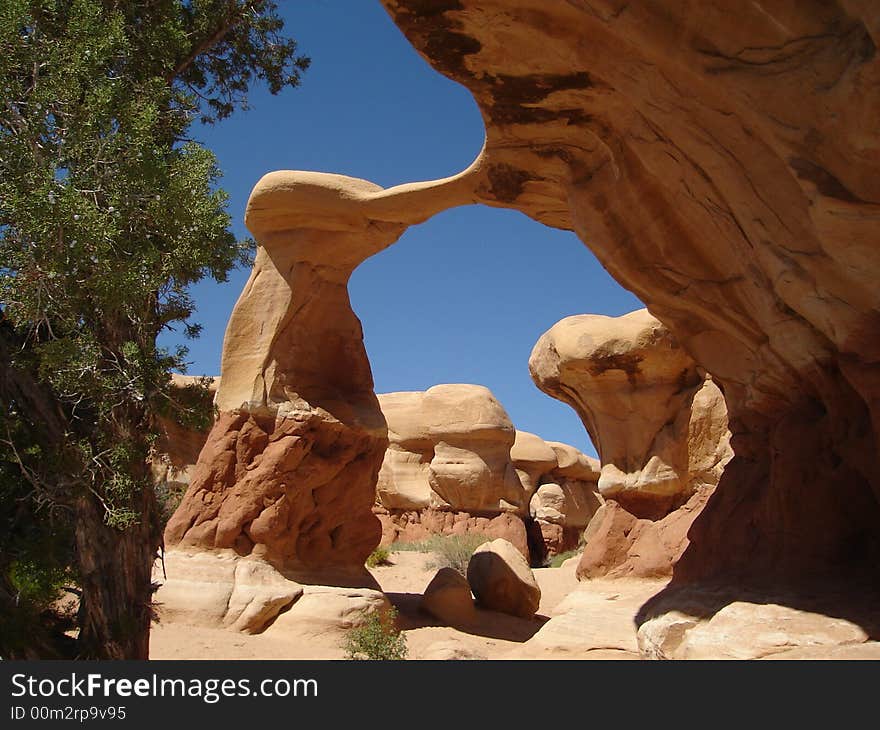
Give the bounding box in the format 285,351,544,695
164,173,411,581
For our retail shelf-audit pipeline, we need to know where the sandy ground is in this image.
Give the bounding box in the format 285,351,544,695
150,550,667,660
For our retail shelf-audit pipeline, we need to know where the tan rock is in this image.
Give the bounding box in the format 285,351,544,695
165,172,417,580
510,430,564,498
530,310,732,519
377,385,523,514
375,387,601,562
544,441,601,483
419,639,488,660
467,538,541,618
152,549,302,634
420,567,477,626
529,482,601,529
514,579,665,659
638,602,870,660
269,585,390,638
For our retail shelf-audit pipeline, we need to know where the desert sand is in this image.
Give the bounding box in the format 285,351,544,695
150,550,665,660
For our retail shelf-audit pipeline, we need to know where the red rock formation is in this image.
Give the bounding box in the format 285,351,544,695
375,506,530,559
577,488,713,580
382,0,880,587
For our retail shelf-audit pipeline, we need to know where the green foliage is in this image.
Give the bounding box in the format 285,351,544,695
389,534,491,576
0,0,308,657
548,549,580,568
365,546,392,568
342,607,408,661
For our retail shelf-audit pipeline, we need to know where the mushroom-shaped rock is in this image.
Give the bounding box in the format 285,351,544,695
375,385,531,558
377,385,523,513
530,309,731,519
466,538,541,618
421,567,477,626
510,429,559,498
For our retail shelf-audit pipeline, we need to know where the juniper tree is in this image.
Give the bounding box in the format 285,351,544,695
0,0,308,658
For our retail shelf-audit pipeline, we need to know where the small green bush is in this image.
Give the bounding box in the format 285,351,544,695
387,534,491,575
365,547,392,568
427,534,491,576
548,549,580,568
342,607,408,660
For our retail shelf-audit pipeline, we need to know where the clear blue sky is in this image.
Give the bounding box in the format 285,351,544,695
159,2,643,458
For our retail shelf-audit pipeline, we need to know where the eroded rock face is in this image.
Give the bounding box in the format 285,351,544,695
530,310,732,519
577,487,713,580
375,386,600,560
375,507,530,559
382,0,880,586
377,385,523,513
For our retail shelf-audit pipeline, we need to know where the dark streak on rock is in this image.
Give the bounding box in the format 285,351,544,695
387,0,481,80
486,72,597,126
486,163,534,203
588,352,643,386
789,157,864,203
534,147,576,164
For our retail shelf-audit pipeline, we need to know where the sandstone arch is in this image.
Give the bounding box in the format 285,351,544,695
163,158,496,584
162,0,880,642
380,0,880,594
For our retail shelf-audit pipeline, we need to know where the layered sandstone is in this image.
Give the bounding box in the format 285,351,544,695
376,385,523,513
530,310,732,519
162,172,426,584
383,0,880,591
374,386,600,560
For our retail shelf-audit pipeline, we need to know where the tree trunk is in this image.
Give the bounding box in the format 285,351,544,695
74,488,159,659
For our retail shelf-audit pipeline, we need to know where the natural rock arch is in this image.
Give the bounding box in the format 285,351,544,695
379,0,880,594
163,0,880,641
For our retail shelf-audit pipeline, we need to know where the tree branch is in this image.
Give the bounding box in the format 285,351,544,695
164,1,244,84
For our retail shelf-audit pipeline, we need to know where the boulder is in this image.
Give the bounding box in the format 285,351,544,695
466,538,541,618
421,567,477,625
